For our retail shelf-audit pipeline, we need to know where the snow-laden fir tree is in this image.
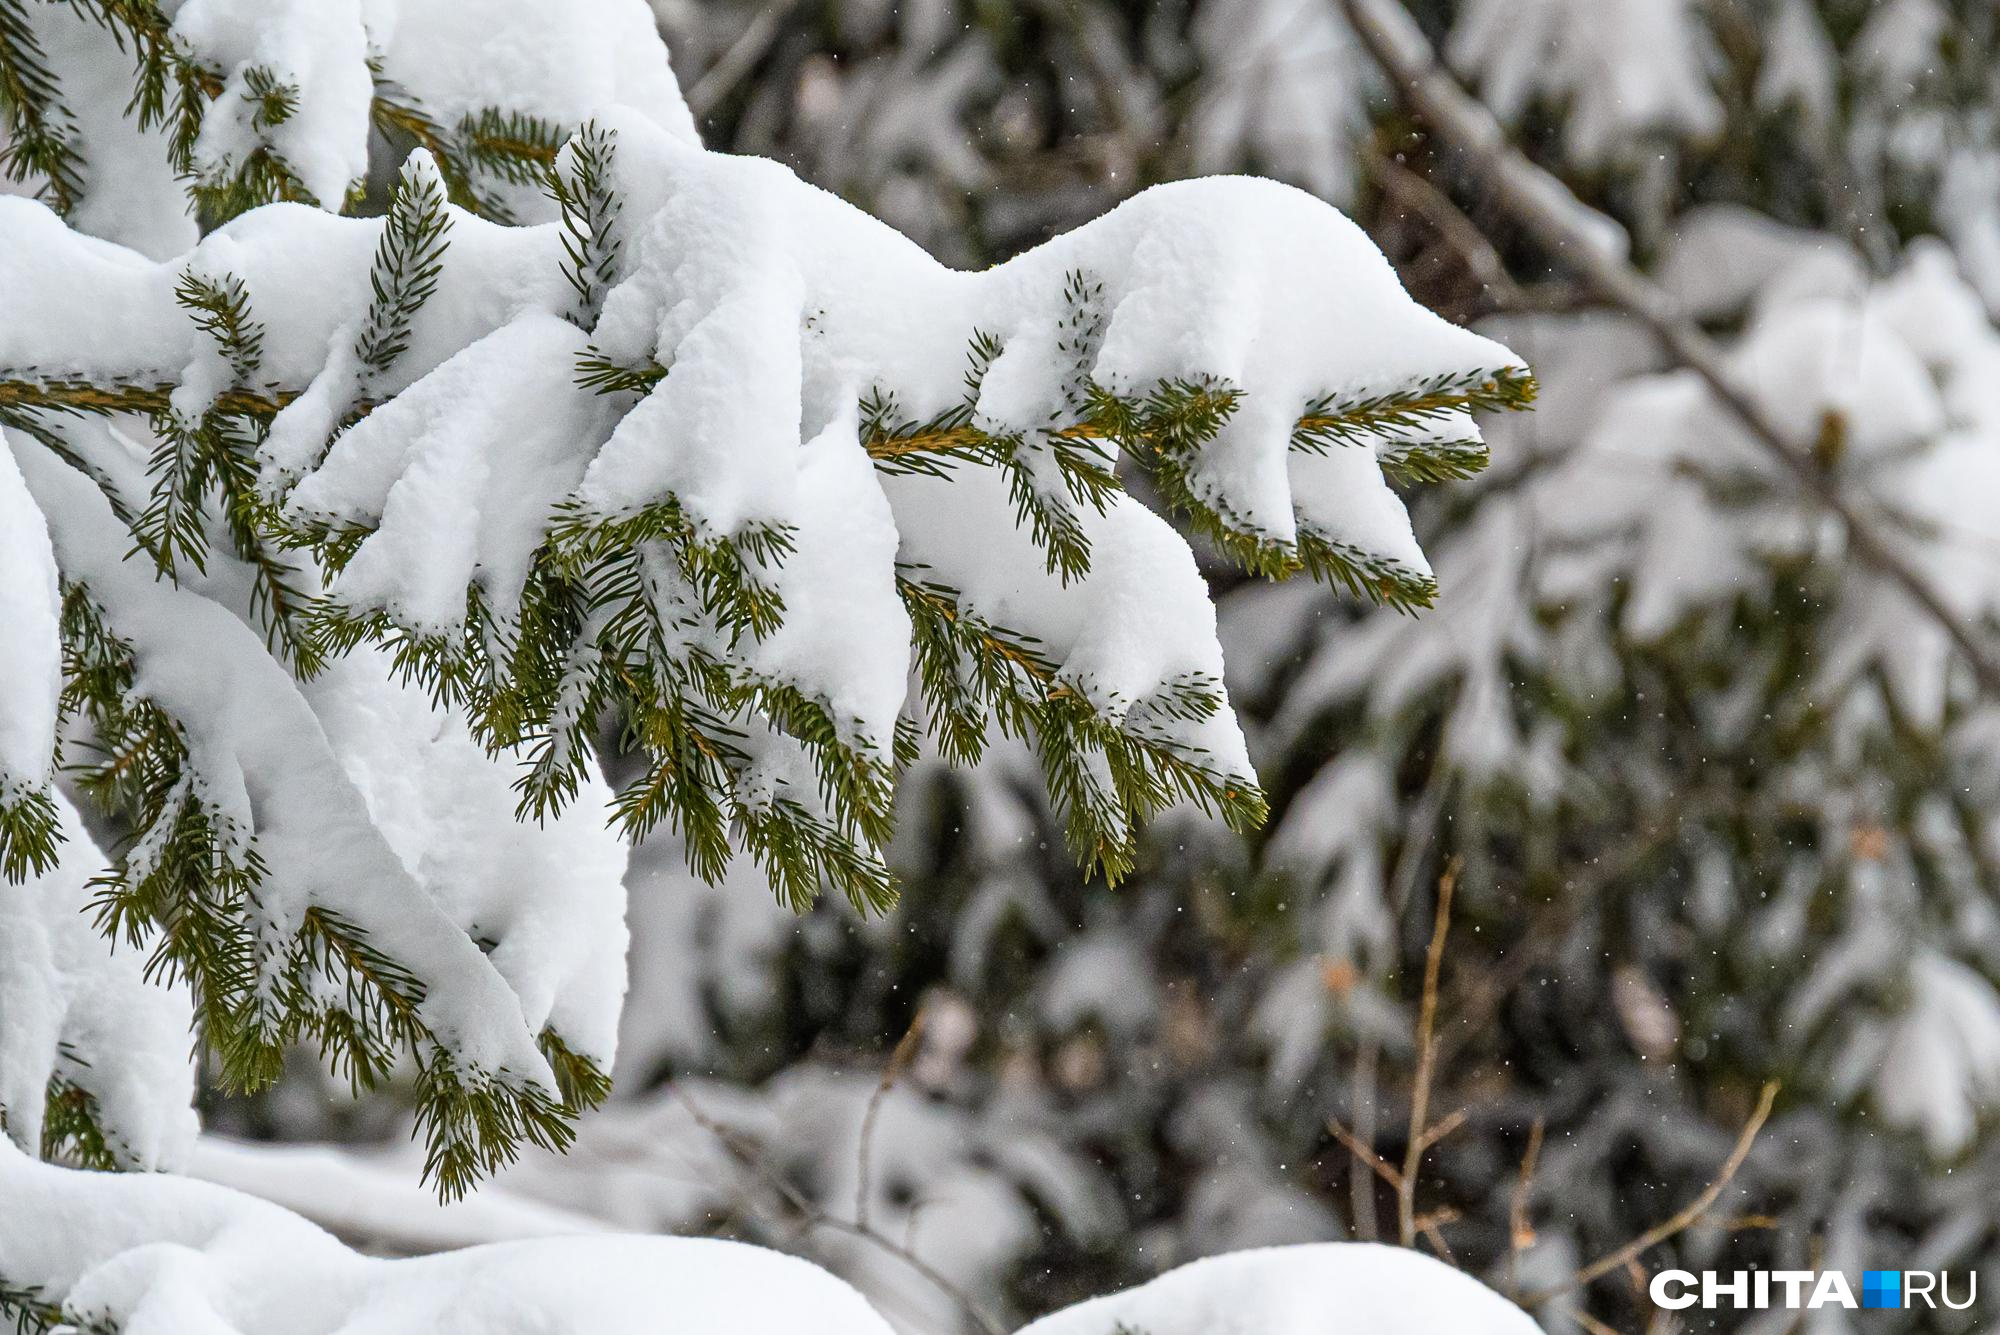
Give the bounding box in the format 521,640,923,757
0,0,1533,1324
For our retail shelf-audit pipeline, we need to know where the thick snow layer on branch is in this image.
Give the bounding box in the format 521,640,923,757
293,310,620,633
0,435,60,797
9,436,627,1083
305,648,631,1067
0,9,1529,1185
372,0,699,148
1017,1243,1539,1335
17,0,696,245
0,1138,896,1335
0,792,197,1169
172,0,376,208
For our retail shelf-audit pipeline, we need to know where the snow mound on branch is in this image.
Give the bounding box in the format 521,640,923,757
0,434,60,798
1016,1243,1539,1335
0,792,197,1170
373,0,699,147
9,427,628,1089
6,1138,1535,1335
0,1138,895,1335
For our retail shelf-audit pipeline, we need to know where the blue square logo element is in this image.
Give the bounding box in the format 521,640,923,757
1863,1271,1901,1309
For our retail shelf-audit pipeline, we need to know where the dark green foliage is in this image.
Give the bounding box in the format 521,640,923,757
0,784,59,882
40,1069,121,1171
354,152,453,383
552,122,623,328
0,0,84,211
0,1280,69,1335
370,77,571,223
574,349,668,395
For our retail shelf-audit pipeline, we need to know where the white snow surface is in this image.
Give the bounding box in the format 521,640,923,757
6,1130,1538,1335
0,1136,896,1335
0,792,198,1170
0,433,61,795
1017,1243,1540,1335
15,0,696,245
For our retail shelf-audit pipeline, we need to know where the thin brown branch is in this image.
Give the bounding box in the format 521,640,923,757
1365,147,1528,310
856,1002,929,1230
1337,0,2000,700
1520,1081,1780,1307
1400,857,1458,1248
1412,1105,1465,1155
1508,1117,1544,1299
1,378,298,420
1327,1116,1403,1191
670,1084,1004,1335
1415,1206,1460,1264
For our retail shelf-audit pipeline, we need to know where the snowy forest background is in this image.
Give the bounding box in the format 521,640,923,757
5,1,2000,1333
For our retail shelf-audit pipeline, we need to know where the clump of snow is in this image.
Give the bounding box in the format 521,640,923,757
0,792,197,1170
372,0,699,148
1017,1243,1540,1335
0,1136,898,1335
0,435,61,799
10,429,629,1088
2,107,1522,831
21,0,698,246
172,0,376,208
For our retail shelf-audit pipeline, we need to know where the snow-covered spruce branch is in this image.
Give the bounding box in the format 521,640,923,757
0,0,1531,1202
1336,0,2000,701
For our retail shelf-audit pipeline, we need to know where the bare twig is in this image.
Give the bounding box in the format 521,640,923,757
1400,857,1459,1247
1328,1116,1404,1191
856,1004,930,1230
1412,1106,1465,1155
1365,148,1528,310
1507,1118,1544,1299
1338,0,2000,700
1520,1081,1780,1307
669,1084,1005,1335
1415,1207,1461,1264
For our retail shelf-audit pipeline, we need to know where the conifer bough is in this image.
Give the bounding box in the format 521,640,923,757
0,0,1533,1208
